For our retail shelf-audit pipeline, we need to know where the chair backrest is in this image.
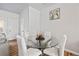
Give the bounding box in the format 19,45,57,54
59,34,67,56
16,35,27,56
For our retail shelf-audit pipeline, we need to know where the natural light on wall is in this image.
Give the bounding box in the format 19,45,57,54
0,18,4,32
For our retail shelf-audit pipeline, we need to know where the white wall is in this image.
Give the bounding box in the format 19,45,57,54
40,4,79,53
20,6,29,36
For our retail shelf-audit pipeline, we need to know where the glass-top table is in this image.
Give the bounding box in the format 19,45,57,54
27,35,59,56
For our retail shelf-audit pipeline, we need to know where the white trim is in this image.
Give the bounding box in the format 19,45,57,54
65,49,79,56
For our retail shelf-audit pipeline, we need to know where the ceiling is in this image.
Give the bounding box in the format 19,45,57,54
29,3,55,10
0,3,55,14
0,3,28,14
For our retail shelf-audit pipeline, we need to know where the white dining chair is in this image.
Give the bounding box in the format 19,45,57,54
16,35,42,56
16,35,27,56
43,34,67,56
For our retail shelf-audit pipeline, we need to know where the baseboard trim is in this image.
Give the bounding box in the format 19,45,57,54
65,49,79,56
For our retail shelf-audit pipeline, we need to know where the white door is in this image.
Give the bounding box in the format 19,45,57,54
29,6,40,34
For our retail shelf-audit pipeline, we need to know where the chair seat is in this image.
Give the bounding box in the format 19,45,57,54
27,48,42,56
43,47,59,56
